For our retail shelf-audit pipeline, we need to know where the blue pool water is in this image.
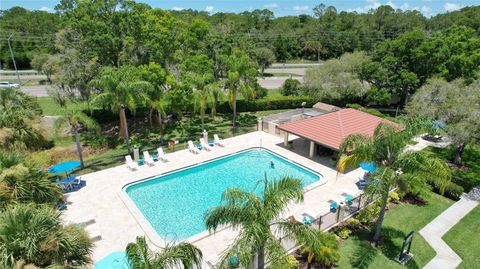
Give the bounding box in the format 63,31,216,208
125,148,321,240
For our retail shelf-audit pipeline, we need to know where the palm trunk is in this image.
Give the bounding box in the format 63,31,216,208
157,111,164,145
120,105,131,154
317,50,320,62
232,87,238,128
257,246,265,269
74,128,84,168
454,143,465,165
373,191,389,242
148,108,153,126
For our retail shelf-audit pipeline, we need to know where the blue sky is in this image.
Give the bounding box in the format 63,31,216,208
1,0,478,17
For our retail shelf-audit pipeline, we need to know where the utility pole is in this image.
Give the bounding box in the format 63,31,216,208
7,34,21,85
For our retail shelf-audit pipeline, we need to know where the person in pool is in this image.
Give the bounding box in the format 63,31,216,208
270,160,275,168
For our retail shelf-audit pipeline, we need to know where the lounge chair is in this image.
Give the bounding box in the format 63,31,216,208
125,155,139,170
157,147,169,162
329,200,339,212
200,138,213,151
213,134,224,146
143,151,155,166
188,140,200,154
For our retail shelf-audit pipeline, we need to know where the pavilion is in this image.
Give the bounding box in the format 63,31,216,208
277,108,401,158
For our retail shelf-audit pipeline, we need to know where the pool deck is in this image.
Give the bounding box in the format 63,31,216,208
62,131,364,267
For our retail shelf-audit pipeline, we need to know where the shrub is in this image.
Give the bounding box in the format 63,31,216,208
388,192,400,204
346,218,361,230
216,96,316,113
346,103,385,118
281,78,302,96
440,182,464,200
356,203,380,224
255,85,268,99
335,226,352,239
285,255,299,269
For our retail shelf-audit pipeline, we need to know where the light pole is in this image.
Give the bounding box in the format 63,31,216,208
7,34,21,85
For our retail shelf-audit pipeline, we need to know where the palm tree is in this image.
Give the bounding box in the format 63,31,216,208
204,176,324,269
0,150,62,209
337,123,451,242
186,72,216,131
226,50,257,128
54,103,99,168
300,230,339,269
126,236,202,269
91,66,152,154
0,87,47,150
0,204,93,268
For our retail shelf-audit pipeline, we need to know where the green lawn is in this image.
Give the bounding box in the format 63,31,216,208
66,109,288,175
37,96,64,116
443,205,480,269
337,192,454,269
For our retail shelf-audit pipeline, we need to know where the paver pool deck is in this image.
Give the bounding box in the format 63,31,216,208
62,131,364,267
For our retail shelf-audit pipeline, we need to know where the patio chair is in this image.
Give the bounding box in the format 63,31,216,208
200,138,213,151
143,151,155,166
188,140,200,154
125,155,139,170
213,134,224,147
157,147,169,162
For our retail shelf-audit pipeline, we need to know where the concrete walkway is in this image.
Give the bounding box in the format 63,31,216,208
420,195,478,269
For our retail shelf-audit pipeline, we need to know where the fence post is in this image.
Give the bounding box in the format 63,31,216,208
336,205,341,222
318,215,322,230
358,194,362,210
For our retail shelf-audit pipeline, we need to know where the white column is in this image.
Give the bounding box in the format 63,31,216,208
284,132,289,146
257,117,262,131
309,141,315,158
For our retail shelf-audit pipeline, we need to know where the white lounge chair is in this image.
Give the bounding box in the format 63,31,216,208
156,147,169,162
213,134,224,146
143,151,155,166
125,155,139,170
200,138,213,151
188,140,200,154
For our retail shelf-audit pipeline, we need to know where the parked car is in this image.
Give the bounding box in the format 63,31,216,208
0,81,20,88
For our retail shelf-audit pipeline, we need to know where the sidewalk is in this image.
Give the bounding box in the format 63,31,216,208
420,195,478,269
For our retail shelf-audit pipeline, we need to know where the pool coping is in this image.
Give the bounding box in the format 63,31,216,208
117,146,328,247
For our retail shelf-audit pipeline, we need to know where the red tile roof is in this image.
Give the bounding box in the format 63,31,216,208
277,108,401,151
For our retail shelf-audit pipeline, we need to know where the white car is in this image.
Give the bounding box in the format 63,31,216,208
0,81,20,88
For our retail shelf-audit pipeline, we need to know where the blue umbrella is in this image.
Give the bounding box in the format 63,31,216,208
94,252,129,269
48,161,81,174
359,162,376,173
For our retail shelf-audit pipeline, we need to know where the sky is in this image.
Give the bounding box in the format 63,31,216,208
1,0,478,17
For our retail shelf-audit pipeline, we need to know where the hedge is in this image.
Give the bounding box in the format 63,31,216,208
216,96,316,113
87,95,317,122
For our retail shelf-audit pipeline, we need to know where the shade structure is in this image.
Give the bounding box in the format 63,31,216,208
94,252,129,269
359,162,376,173
48,161,81,174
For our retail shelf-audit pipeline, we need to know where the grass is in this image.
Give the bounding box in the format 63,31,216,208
45,109,288,175
425,144,480,192
336,192,454,269
262,72,302,77
37,96,64,116
267,89,283,97
443,205,480,269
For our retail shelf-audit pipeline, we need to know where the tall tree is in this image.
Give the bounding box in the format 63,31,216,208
54,103,99,168
226,50,258,128
205,176,326,269
90,66,151,154
126,236,202,269
254,47,276,74
337,123,451,242
406,78,480,164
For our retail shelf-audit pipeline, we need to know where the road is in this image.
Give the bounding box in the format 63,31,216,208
257,76,303,89
20,85,50,97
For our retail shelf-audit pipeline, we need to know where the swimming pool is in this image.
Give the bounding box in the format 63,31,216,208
124,148,322,240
